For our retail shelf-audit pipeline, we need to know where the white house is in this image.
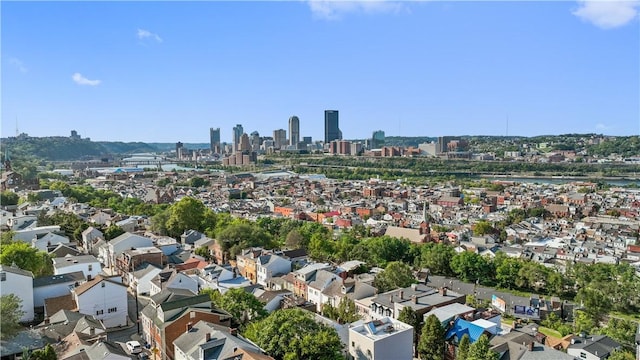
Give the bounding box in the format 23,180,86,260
72,275,128,328
567,335,621,360
89,211,112,226
81,227,103,254
130,263,163,295
6,215,38,231
196,265,252,294
349,317,413,360
0,265,35,322
149,270,198,296
101,232,153,269
13,226,61,242
307,269,341,312
256,254,291,286
52,255,102,280
33,271,85,308
32,232,70,251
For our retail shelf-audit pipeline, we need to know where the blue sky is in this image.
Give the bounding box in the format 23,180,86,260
2,1,639,143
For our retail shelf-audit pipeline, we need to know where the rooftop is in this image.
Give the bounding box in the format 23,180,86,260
350,317,412,340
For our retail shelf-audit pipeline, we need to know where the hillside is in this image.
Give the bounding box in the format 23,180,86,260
1,135,159,161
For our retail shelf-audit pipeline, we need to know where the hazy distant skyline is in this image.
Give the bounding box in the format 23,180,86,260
2,1,639,143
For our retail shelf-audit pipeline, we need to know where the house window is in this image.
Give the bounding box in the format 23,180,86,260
96,310,104,315
108,307,117,313
88,264,93,271
101,282,105,287
0,272,5,281
580,353,587,359
367,349,372,359
351,341,355,348
385,309,392,317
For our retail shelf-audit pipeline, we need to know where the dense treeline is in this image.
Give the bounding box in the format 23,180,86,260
0,136,157,161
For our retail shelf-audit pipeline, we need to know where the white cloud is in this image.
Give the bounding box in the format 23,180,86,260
72,73,101,86
573,0,640,29
9,57,27,73
307,0,407,20
137,28,163,43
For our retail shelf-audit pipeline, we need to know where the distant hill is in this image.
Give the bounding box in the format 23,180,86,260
1,135,159,161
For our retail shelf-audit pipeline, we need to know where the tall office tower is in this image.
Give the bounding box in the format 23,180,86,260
232,124,243,153
250,131,261,152
324,110,341,143
175,142,184,159
371,130,385,149
210,128,221,153
288,116,300,147
273,129,287,149
239,133,251,152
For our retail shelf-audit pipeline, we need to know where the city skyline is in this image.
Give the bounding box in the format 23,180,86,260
2,1,639,143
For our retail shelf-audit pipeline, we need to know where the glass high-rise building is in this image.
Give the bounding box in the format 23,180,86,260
210,127,221,153
324,110,341,143
289,116,300,147
232,124,243,153
371,130,385,149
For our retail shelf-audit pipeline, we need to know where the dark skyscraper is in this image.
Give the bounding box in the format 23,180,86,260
324,110,341,143
289,116,300,147
232,124,243,153
210,127,220,153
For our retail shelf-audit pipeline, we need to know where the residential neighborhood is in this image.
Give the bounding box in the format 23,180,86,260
1,166,639,360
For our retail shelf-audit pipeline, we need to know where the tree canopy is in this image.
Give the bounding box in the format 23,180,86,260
243,308,343,360
0,242,53,277
0,294,25,339
418,314,445,360
373,261,415,293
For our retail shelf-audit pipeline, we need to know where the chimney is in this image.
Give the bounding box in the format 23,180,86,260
186,323,193,333
527,342,534,351
44,318,50,325
399,291,404,300
411,295,417,304
229,328,238,336
389,295,394,303
205,333,211,342
440,287,447,296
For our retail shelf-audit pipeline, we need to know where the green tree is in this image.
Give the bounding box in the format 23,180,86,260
102,224,125,241
607,350,636,360
195,246,211,260
494,254,522,289
457,334,470,360
0,294,25,339
0,242,53,276
189,177,209,188
323,297,360,324
0,191,19,206
30,344,57,360
418,314,445,360
468,334,498,360
398,307,422,357
450,251,492,284
215,288,267,327
373,261,415,293
285,229,305,249
473,220,494,236
420,243,455,276
244,308,343,360
165,197,207,237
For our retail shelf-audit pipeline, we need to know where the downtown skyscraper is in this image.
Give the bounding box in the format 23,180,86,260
289,116,300,147
232,124,243,153
324,110,341,143
210,127,220,153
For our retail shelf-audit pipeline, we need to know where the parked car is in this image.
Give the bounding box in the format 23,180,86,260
126,341,143,354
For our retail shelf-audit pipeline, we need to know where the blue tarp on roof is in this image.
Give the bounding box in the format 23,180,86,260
445,318,486,343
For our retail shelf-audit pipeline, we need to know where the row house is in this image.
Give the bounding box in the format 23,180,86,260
366,284,466,321
140,288,232,360
71,275,128,328
293,263,332,299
